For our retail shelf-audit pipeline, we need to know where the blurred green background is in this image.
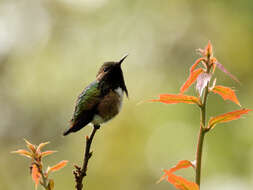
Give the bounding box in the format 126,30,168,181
1,0,253,189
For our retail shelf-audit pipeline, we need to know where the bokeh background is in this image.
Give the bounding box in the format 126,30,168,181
1,0,253,189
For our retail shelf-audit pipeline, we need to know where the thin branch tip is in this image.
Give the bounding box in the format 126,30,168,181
73,125,100,190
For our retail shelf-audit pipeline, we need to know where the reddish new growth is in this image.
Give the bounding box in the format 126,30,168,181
151,41,252,189
152,41,241,106
158,160,198,190
12,139,68,190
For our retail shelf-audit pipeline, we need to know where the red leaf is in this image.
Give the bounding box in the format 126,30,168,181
151,94,201,105
160,171,199,190
47,160,68,173
11,149,32,158
204,40,213,58
212,61,216,73
212,85,241,106
157,160,195,184
180,68,204,94
215,62,240,84
196,73,212,96
24,139,36,153
208,109,252,129
31,164,41,189
36,142,50,152
168,173,199,190
41,150,57,158
190,58,206,73
169,160,195,173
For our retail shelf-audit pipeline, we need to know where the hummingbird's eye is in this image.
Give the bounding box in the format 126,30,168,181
103,67,109,72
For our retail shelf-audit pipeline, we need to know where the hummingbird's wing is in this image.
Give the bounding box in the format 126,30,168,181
63,81,101,136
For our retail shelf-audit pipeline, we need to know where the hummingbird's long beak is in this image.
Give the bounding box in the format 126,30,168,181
118,54,128,65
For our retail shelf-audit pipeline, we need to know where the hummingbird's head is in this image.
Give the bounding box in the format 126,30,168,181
96,54,128,80
96,54,128,96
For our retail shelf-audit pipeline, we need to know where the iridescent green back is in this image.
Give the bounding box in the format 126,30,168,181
72,81,101,122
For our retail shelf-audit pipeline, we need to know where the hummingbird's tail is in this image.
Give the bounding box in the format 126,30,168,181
63,122,84,136
63,117,92,136
63,128,72,136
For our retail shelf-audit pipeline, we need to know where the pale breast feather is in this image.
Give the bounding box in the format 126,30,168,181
114,87,124,111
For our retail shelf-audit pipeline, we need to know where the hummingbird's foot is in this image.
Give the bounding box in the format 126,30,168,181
94,125,100,129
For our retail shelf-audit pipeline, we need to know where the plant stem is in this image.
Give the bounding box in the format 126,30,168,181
195,61,211,187
34,163,49,190
74,125,100,190
41,172,50,190
195,103,207,186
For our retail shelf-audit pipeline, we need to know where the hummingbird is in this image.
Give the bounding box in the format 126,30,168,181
63,55,128,136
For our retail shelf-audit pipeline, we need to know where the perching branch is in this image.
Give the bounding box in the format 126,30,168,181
73,125,100,190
